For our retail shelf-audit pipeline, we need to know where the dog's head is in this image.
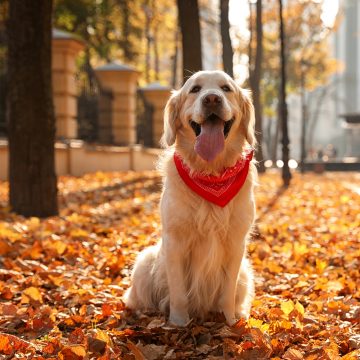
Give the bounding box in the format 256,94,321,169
162,70,255,170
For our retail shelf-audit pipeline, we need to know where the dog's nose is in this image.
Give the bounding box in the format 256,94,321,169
203,94,222,107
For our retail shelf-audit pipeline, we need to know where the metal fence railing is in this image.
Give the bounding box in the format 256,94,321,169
136,89,154,147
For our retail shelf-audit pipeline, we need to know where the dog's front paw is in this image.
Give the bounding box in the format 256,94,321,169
225,315,238,326
169,310,190,327
224,309,248,326
235,308,250,321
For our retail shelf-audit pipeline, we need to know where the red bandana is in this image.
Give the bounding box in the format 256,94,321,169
174,150,254,207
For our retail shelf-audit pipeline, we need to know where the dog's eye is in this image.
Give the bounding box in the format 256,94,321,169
221,85,231,92
190,85,201,93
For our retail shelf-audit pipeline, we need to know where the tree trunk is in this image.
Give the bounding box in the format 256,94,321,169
278,0,291,187
144,2,152,83
8,0,58,217
299,66,307,173
271,108,281,163
171,29,179,88
248,1,254,80
117,0,132,62
177,0,202,83
220,0,233,77
252,0,265,173
153,23,160,81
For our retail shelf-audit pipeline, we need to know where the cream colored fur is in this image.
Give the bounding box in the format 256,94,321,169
124,70,257,326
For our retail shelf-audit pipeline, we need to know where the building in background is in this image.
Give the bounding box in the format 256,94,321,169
333,0,360,158
287,0,360,161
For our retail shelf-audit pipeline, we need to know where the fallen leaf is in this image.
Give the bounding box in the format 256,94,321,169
22,287,43,304
58,345,86,360
127,340,145,360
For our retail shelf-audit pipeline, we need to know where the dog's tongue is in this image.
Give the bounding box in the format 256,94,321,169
194,120,224,162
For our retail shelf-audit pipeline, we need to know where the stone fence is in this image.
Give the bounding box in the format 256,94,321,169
0,29,170,180
0,139,161,180
52,29,170,147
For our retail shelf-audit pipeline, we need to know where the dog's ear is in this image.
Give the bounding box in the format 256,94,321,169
240,89,256,147
161,90,180,147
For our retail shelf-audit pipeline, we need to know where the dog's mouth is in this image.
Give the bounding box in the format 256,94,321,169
191,114,235,162
190,120,202,137
189,114,235,139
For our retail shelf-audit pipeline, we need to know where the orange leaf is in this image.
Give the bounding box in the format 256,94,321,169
58,345,86,360
127,340,145,360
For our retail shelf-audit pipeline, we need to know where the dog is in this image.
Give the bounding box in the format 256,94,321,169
124,70,257,326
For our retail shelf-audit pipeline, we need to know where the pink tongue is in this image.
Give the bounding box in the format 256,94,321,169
194,121,225,162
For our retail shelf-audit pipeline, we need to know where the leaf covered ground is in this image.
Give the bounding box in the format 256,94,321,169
0,171,359,359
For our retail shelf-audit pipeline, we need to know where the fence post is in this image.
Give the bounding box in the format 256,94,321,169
141,83,171,147
52,29,84,139
95,62,139,145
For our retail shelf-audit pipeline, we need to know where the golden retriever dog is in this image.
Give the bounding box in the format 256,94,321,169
124,70,256,326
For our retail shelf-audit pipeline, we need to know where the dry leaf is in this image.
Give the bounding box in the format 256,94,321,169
0,171,358,359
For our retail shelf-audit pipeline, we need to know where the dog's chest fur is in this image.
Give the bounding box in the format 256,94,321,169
159,153,255,316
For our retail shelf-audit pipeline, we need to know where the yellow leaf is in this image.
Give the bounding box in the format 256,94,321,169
340,195,350,203
53,241,67,255
281,300,295,316
316,259,327,274
22,287,43,304
293,242,308,258
341,350,360,360
295,301,305,315
69,229,89,238
0,224,22,242
95,329,111,345
247,318,270,332
295,317,303,330
266,261,283,273
294,280,309,289
269,320,293,334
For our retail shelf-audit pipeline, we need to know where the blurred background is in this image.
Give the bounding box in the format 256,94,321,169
0,0,359,179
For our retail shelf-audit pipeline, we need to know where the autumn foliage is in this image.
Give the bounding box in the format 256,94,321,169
0,171,359,359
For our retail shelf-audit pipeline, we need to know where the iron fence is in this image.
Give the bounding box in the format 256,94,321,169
76,64,113,144
0,63,157,147
136,89,154,147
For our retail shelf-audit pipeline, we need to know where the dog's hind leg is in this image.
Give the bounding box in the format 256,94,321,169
123,245,159,311
235,257,255,319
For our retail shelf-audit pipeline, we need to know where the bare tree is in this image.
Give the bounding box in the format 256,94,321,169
153,22,160,81
278,0,291,187
171,29,180,88
220,0,233,77
299,60,307,173
177,0,202,83
143,1,152,83
8,0,58,217
249,0,265,173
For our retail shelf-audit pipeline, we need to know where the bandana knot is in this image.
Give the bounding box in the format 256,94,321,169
174,150,253,207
